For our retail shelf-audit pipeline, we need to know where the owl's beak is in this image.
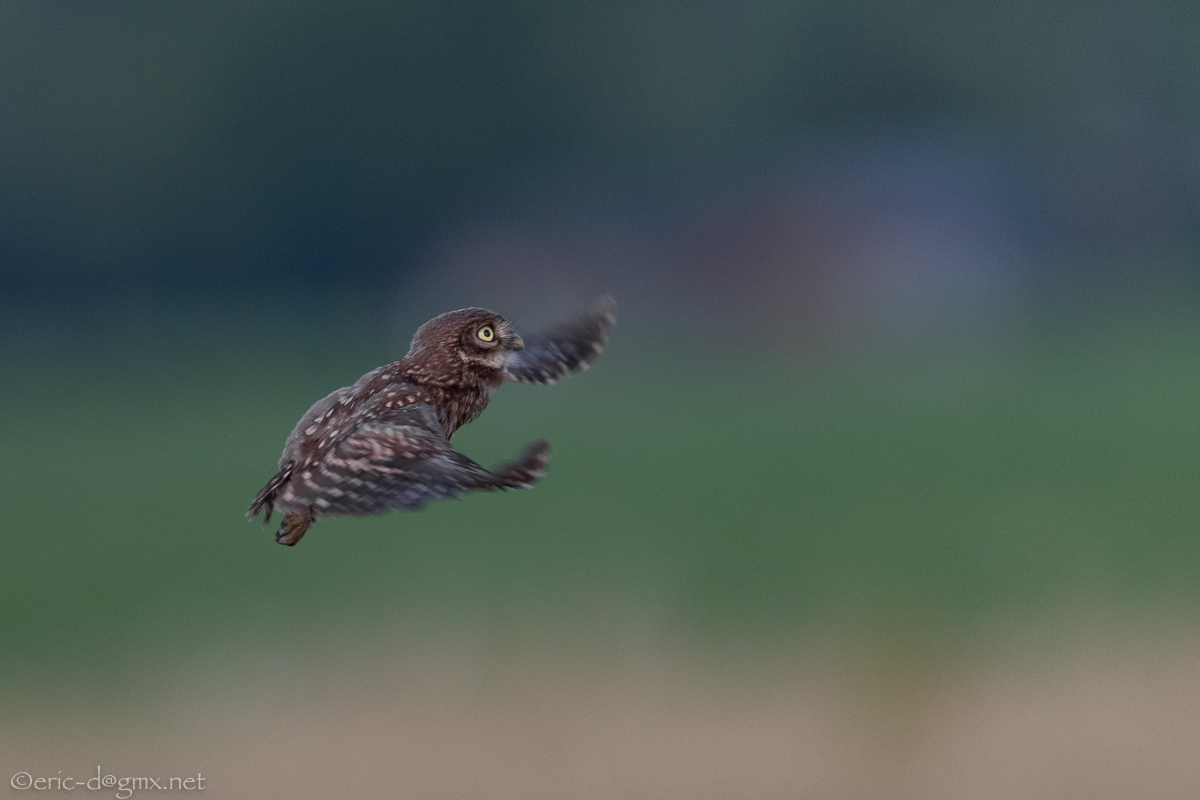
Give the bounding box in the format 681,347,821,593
507,336,525,352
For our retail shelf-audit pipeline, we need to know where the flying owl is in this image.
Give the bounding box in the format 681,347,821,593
248,296,616,545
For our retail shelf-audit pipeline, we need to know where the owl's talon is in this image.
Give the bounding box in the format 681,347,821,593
275,507,314,546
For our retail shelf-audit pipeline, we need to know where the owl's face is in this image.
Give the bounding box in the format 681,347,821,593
407,308,524,376
454,314,524,369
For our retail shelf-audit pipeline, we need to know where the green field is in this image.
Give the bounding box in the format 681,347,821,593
4,302,1199,707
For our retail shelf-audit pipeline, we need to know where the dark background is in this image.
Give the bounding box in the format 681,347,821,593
3,2,1200,797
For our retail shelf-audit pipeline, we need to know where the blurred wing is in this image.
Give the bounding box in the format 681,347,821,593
504,295,616,385
282,404,493,516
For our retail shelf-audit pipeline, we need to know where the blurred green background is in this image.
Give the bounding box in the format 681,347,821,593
4,2,1200,798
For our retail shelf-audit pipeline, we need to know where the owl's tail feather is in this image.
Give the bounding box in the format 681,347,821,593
487,440,550,490
247,462,294,524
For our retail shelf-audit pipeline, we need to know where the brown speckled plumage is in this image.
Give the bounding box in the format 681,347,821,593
248,296,615,546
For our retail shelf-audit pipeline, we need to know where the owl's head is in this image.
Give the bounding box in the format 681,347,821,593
405,307,524,380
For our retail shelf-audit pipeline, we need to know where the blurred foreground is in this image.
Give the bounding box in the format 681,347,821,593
6,626,1200,800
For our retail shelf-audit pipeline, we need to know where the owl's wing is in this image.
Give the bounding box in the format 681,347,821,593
282,403,520,516
504,295,616,384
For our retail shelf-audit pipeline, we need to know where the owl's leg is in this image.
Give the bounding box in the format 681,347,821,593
276,506,315,546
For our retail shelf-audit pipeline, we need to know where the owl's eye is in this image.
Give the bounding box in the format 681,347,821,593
477,326,496,342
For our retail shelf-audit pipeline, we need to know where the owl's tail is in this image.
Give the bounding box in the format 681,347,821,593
247,462,294,524
487,440,550,490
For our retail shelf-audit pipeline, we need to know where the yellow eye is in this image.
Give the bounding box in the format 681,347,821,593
477,326,495,342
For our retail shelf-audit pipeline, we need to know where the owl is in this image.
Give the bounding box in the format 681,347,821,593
248,296,615,545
